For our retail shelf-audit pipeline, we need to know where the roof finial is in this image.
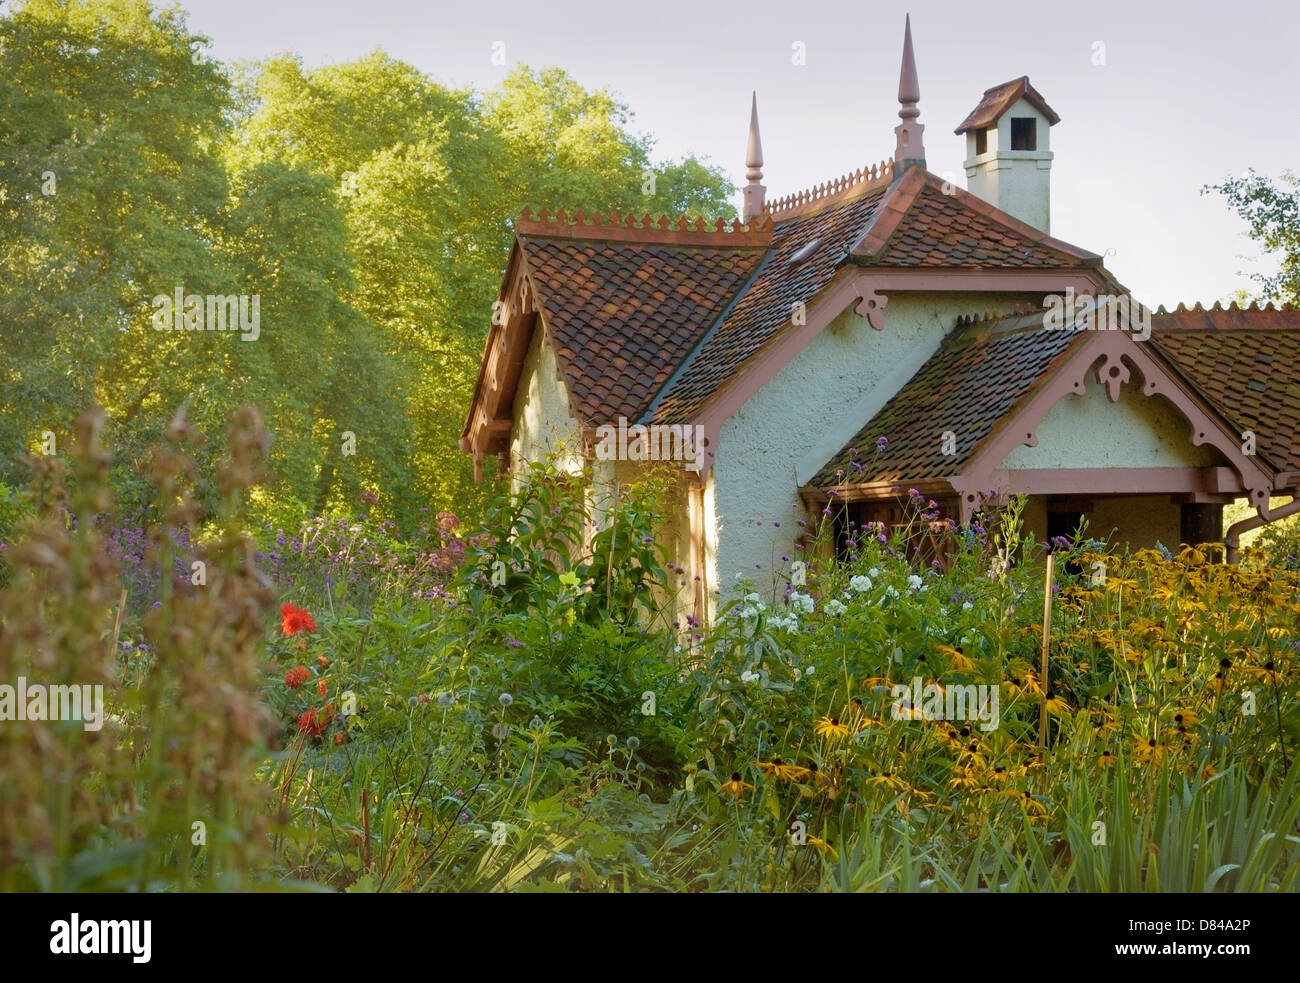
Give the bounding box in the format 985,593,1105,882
743,91,766,220
894,14,926,171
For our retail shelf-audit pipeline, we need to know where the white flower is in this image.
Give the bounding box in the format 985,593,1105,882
868,567,881,578
962,600,974,611
884,586,900,600
907,574,924,591
740,670,759,683
804,665,815,677
793,668,802,681
744,592,765,608
789,591,815,614
825,598,847,616
769,614,800,632
849,574,873,593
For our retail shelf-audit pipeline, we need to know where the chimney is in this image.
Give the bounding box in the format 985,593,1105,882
955,76,1058,232
743,92,765,220
893,14,926,171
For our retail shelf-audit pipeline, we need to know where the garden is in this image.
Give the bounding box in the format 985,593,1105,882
2,408,1297,893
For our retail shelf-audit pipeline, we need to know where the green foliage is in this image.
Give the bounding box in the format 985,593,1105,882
1,2,735,528
1204,169,1300,304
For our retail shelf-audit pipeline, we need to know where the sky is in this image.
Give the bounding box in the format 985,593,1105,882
175,0,1299,308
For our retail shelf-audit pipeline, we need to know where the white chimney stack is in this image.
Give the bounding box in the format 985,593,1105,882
955,76,1058,232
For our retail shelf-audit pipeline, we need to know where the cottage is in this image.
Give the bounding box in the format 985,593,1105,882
462,15,1300,624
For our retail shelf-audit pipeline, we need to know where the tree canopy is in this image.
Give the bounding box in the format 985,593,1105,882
0,0,736,525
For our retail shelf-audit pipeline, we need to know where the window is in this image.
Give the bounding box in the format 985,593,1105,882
1011,117,1037,151
974,128,988,155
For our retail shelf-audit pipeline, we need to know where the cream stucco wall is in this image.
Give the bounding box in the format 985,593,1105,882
509,327,584,487
1000,371,1222,471
710,292,1034,604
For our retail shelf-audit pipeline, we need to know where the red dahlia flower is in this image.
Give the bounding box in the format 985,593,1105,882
284,665,311,689
281,603,317,636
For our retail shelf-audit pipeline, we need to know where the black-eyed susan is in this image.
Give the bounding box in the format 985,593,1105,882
864,771,911,792
936,644,976,673
1247,661,1284,686
1171,709,1200,729
1042,691,1072,717
757,758,810,782
814,716,852,740
1132,737,1165,767
1098,749,1116,768
719,772,754,798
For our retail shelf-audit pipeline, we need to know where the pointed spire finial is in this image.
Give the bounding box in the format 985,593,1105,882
746,91,764,179
893,14,926,171
743,91,766,220
898,14,920,119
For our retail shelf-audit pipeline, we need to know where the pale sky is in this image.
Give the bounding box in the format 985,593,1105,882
175,0,1298,308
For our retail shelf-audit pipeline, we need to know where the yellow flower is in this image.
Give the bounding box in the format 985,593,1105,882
1132,737,1165,766
936,644,976,673
1170,709,1200,729
1098,749,1115,768
814,716,852,740
1247,661,1284,686
865,771,911,792
757,759,810,782
806,835,838,860
719,773,754,798
1042,692,1072,717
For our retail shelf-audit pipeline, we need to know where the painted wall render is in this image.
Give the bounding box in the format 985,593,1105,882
1000,371,1223,471
509,325,584,487
708,292,1034,613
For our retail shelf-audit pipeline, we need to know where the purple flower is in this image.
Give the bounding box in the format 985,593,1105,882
876,436,888,452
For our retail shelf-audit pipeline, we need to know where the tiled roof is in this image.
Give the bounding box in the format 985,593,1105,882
954,76,1060,134
519,230,765,423
648,169,1101,424
852,169,1100,267
1151,305,1300,474
810,310,1082,486
496,166,1105,434
648,182,892,424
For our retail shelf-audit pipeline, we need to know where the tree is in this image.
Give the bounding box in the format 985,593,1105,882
1205,170,1300,305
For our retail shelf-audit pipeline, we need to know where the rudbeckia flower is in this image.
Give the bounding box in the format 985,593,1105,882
814,716,852,740
1132,737,1165,766
719,773,754,798
1042,692,1072,717
757,759,810,782
936,645,976,672
1248,661,1284,686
